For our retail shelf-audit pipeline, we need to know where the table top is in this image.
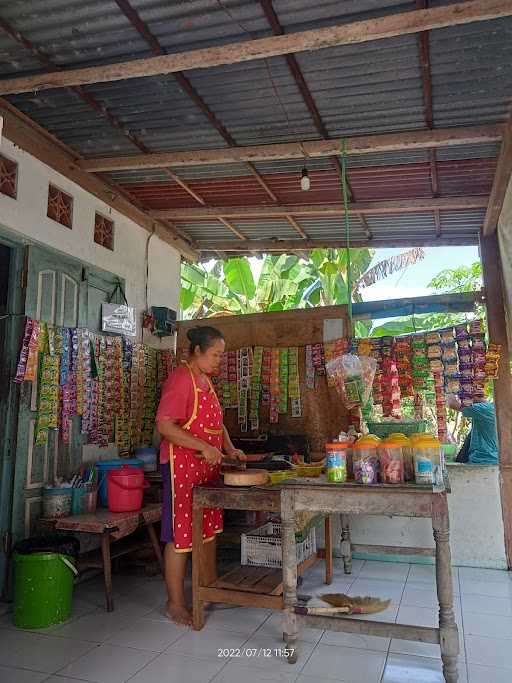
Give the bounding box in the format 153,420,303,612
45,503,162,535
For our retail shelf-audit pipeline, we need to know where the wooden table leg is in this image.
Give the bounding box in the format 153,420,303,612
340,514,352,575
433,495,459,683
100,531,114,612
324,515,333,585
281,488,299,664
146,521,164,576
192,497,205,631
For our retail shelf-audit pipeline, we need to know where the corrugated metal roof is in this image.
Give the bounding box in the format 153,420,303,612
175,220,240,242
0,0,506,248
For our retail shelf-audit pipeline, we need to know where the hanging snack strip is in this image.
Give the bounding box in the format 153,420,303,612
312,343,325,380
394,337,414,398
288,347,301,417
35,352,60,447
381,356,401,419
426,331,445,439
371,338,383,405
485,343,501,380
278,348,289,414
261,348,272,406
455,324,474,407
250,346,263,430
142,347,157,445
24,320,41,382
269,348,280,424
14,318,34,383
305,344,315,390
469,320,487,403
237,347,250,431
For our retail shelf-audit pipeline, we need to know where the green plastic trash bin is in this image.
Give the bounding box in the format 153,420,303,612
13,536,79,629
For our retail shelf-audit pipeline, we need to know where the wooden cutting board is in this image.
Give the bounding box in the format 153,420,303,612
223,469,269,487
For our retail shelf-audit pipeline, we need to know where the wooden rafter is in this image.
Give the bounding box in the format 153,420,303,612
285,215,308,239
483,116,512,235
152,197,489,221
218,218,247,240
0,99,197,260
80,125,503,172
417,1,441,240
0,14,205,213
0,1,510,94
196,236,478,253
113,0,277,203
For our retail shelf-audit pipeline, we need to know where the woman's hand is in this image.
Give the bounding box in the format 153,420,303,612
200,443,223,465
225,448,247,462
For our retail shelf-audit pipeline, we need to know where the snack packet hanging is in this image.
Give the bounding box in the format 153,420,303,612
326,354,377,410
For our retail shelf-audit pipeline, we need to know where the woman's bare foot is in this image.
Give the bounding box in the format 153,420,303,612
166,601,192,626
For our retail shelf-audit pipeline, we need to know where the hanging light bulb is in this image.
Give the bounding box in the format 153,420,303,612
300,167,310,191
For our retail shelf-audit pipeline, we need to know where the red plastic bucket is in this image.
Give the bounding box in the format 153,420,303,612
107,465,149,512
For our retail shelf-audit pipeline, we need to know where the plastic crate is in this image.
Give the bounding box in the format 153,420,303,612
241,522,316,569
366,420,428,439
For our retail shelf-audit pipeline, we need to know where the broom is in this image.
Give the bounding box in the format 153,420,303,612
295,594,390,617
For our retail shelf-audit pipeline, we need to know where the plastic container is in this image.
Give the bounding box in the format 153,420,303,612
269,470,293,485
325,442,348,483
413,436,442,485
95,458,143,507
388,433,414,481
367,421,427,439
294,463,323,478
353,441,379,484
378,439,404,484
107,465,149,512
241,522,316,569
42,487,72,519
13,537,78,629
133,447,158,472
71,486,97,515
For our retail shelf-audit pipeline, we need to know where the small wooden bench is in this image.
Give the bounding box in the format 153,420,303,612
39,503,163,612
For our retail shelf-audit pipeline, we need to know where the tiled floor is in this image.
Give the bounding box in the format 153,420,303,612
0,559,511,682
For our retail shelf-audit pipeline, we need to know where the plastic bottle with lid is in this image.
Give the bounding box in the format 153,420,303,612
413,435,441,485
388,433,413,481
378,438,404,484
353,439,379,484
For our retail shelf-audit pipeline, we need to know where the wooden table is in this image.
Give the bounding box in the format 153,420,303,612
40,503,163,612
192,482,334,630
279,479,459,683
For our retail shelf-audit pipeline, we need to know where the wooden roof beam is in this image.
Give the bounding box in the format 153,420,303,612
0,99,197,261
80,125,503,172
0,1,510,94
196,236,479,253
154,197,489,220
218,218,247,240
285,215,308,239
110,0,279,204
484,116,512,235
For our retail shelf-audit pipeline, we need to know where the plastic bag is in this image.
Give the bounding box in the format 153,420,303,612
326,354,377,409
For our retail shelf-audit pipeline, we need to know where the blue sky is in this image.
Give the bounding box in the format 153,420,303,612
360,246,480,302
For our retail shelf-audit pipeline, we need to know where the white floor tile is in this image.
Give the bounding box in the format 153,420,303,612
320,629,390,652
254,611,323,645
296,676,339,683
458,568,512,584
43,677,94,683
460,579,512,599
58,644,156,683
467,663,512,683
106,617,185,652
300,576,353,596
463,612,512,639
382,654,467,683
407,565,459,591
0,631,94,674
358,561,410,582
212,660,299,682
401,584,461,610
461,593,512,617
0,665,48,682
236,634,316,672
166,627,248,660
127,651,226,683
203,607,271,635
465,634,512,669
52,609,142,643
302,643,386,682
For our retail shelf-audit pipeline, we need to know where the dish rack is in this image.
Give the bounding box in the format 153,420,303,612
241,522,316,569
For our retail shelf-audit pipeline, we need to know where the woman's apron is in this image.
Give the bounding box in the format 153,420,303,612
169,365,223,551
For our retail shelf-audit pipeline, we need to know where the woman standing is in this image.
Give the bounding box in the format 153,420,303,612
156,326,245,625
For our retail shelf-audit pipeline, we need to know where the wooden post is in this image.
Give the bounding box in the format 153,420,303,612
480,232,512,568
340,514,352,574
100,531,114,612
192,493,205,630
432,494,459,683
324,516,333,585
280,487,299,664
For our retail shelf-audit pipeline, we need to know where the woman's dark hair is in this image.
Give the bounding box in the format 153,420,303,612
187,326,224,354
